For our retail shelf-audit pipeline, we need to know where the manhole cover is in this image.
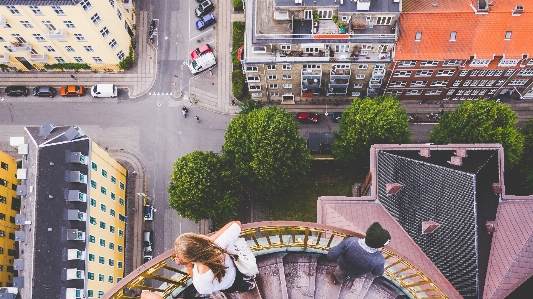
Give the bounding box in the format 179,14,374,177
173,91,182,99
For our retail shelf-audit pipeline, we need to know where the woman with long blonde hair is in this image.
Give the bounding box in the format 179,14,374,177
141,221,255,299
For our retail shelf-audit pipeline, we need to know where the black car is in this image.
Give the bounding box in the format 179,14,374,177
195,0,214,17
332,112,343,122
33,86,56,98
5,86,28,97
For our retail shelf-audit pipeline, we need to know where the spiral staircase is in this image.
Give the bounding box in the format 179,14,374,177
103,222,449,299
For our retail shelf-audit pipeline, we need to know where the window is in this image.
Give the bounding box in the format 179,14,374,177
393,71,411,77
505,69,515,76
495,70,504,76
63,21,76,29
91,13,102,26
100,203,106,212
443,60,461,66
98,274,104,282
118,230,124,237
430,80,448,87
282,75,292,80
415,32,422,41
98,291,105,298
437,70,455,76
389,81,407,87
267,65,276,70
111,176,116,184
335,45,349,52
90,216,96,225
4,23,12,29
109,243,114,250
65,46,75,52
88,290,94,298
463,80,472,86
245,66,258,72
42,21,56,31
496,80,505,86
280,45,291,51
1,163,8,171
93,57,104,64
353,83,364,88
426,90,442,95
111,192,116,200
74,34,85,41
6,6,20,15
0,197,4,204
100,27,110,38
33,34,45,42
415,70,434,77
406,90,423,95
303,64,321,70
398,61,416,67
110,225,115,233
487,70,495,76
117,9,122,20
352,91,361,97
470,80,479,86
99,256,105,264
0,230,4,237
268,84,278,89
356,74,365,79
487,80,496,86
518,69,533,76
108,276,114,283
420,61,439,67
88,254,95,262
317,10,333,19
358,64,368,70
410,81,427,87
304,47,319,53
282,65,291,70
99,239,105,247
118,261,123,268
470,59,491,66
44,46,55,53
376,16,392,25
91,180,97,189
88,272,95,280
479,80,487,86
450,31,457,41
109,39,118,50
81,0,93,11
119,198,125,206
29,6,43,15
117,50,125,60
89,235,95,243
247,75,260,83
267,75,277,80
489,89,497,94
282,84,292,89
52,6,65,15
386,90,403,95
101,169,107,178
505,31,512,40
499,59,519,67
118,245,123,252
119,214,126,222
510,79,528,85
248,85,261,91
20,21,33,29
101,186,106,195
0,214,4,221
269,92,279,97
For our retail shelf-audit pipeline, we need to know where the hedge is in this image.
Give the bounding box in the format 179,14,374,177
233,0,243,11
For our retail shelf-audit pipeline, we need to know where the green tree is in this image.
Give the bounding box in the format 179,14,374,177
222,107,311,199
333,95,411,169
238,98,263,114
168,150,239,224
511,120,533,193
429,100,523,166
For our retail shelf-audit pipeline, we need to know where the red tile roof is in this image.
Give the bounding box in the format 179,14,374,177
317,197,463,299
483,200,533,299
396,1,533,60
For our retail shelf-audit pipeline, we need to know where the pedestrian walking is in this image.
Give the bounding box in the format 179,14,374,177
195,116,200,121
328,222,391,284
231,100,236,106
70,74,77,81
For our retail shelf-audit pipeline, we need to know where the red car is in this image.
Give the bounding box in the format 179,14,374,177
190,44,213,60
297,112,319,123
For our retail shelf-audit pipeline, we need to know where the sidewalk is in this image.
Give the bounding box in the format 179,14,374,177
0,11,156,99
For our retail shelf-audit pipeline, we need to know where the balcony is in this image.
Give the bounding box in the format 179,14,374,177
8,42,32,53
102,221,451,299
367,88,379,98
28,53,48,63
47,29,67,41
0,52,9,63
0,13,6,27
372,68,386,79
370,79,383,89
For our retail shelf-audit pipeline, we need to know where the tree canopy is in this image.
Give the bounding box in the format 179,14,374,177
333,95,411,169
429,100,524,167
222,106,311,199
513,120,533,193
168,150,239,224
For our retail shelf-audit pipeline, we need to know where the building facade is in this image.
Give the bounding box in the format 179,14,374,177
0,151,19,288
384,0,533,101
0,0,136,71
12,125,127,299
242,0,399,103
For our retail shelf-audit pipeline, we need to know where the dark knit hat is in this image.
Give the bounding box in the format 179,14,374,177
365,222,391,248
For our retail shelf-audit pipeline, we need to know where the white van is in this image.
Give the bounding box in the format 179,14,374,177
189,52,217,75
91,84,117,98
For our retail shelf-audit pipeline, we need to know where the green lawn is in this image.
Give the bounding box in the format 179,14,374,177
269,160,362,222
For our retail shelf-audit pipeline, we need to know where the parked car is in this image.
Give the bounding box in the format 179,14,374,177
60,85,85,97
5,86,28,97
143,229,153,252
143,205,154,221
196,14,216,30
190,44,213,60
33,86,56,97
143,255,153,264
332,112,343,122
195,0,214,17
297,112,319,123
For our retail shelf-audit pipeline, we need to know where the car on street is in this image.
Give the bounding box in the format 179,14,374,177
33,86,56,98
196,14,216,30
297,112,319,123
143,205,154,221
195,0,214,17
190,44,213,60
5,86,28,97
60,85,85,97
143,229,154,253
332,112,343,122
143,255,153,264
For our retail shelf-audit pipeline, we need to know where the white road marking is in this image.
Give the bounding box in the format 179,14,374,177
189,29,213,42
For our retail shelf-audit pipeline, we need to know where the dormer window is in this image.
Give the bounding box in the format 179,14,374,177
450,31,456,41
415,32,422,41
505,31,512,40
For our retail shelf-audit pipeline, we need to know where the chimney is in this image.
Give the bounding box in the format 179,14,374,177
386,183,403,195
492,183,502,194
419,148,431,158
455,148,467,157
449,156,463,166
486,221,496,233
422,221,441,234
513,5,524,16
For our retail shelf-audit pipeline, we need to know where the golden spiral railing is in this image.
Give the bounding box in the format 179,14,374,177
102,221,448,299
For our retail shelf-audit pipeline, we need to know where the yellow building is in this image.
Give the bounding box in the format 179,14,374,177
0,151,19,288
0,0,136,71
18,125,127,299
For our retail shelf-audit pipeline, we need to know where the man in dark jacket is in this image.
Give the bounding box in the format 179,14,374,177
327,222,391,284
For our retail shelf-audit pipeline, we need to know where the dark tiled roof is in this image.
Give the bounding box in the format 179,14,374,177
33,138,90,297
0,0,80,5
376,150,500,298
274,0,400,13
